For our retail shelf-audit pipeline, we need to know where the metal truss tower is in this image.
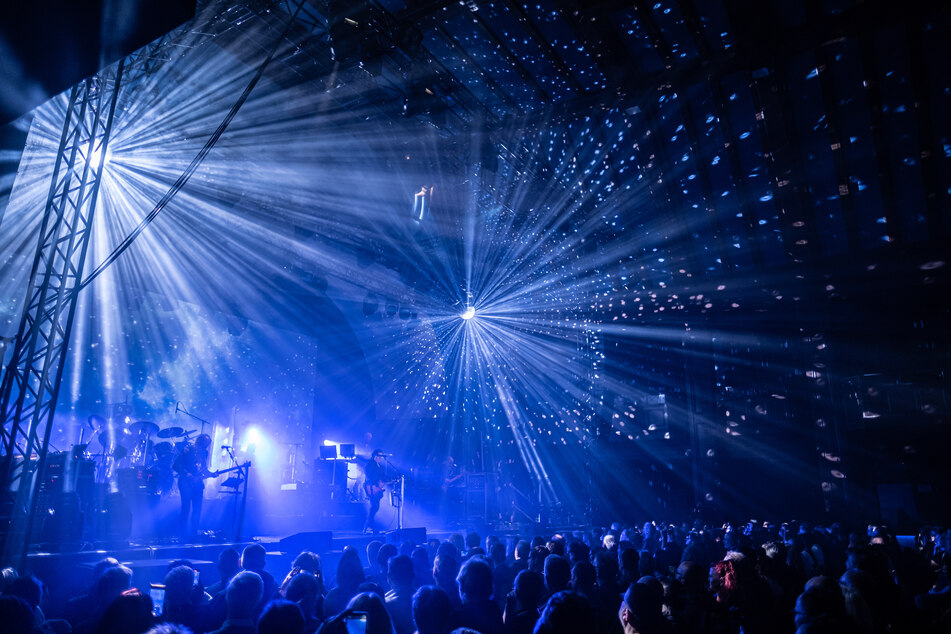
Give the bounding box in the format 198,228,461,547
0,21,206,566
0,65,124,566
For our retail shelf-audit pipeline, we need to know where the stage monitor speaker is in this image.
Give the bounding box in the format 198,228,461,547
280,531,333,555
385,527,426,546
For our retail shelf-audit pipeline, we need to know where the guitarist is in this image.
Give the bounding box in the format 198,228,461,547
363,449,387,534
173,433,215,540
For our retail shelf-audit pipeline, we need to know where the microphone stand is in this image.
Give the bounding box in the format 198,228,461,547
236,460,251,542
383,456,405,530
176,403,211,435
221,445,251,542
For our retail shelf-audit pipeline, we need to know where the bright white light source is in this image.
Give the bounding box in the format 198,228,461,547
461,306,475,320
242,426,264,452
89,144,112,169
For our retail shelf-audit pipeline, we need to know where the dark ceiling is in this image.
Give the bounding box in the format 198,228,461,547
5,0,947,260
231,0,951,268
390,0,950,256
0,0,197,125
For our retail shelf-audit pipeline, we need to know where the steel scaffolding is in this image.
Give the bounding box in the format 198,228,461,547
0,21,209,567
0,64,123,567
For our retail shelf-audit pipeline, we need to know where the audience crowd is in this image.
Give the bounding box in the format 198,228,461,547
1,519,950,634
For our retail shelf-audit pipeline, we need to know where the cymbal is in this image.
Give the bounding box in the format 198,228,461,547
157,426,184,439
87,414,106,430
99,427,132,447
129,420,159,436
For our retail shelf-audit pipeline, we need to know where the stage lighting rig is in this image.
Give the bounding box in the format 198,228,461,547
326,0,393,70
412,184,433,222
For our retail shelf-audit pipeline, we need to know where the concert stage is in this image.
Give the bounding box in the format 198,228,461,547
3,0,949,571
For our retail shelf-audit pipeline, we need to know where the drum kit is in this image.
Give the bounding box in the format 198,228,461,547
76,414,198,494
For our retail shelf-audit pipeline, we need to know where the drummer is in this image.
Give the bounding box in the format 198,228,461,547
149,442,175,495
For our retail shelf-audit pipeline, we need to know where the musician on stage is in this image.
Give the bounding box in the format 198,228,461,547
363,449,386,534
173,433,213,540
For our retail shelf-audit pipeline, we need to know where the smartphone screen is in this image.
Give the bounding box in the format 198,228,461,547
149,584,165,617
344,612,368,634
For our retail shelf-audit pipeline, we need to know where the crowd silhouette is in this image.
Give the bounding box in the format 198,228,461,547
1,519,950,633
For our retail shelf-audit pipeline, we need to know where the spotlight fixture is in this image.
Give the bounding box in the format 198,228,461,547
88,144,112,169
412,184,433,222
460,306,475,320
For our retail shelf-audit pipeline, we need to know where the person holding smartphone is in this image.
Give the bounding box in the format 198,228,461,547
315,608,368,634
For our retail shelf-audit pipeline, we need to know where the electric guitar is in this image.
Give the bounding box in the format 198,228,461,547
441,471,465,492
177,463,243,488
364,479,396,498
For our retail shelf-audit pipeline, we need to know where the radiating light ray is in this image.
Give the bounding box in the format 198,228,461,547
0,1,875,525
